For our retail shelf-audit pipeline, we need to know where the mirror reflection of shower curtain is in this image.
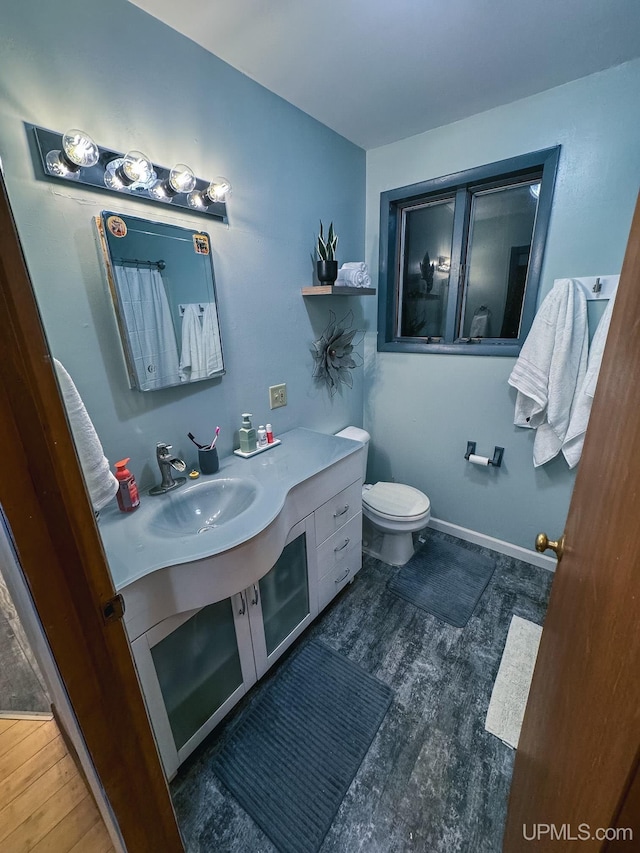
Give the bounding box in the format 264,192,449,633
113,265,180,390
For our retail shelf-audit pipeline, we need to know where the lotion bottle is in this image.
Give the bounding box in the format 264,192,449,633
115,458,140,513
239,413,257,453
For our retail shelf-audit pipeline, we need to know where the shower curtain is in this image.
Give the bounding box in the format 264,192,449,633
113,265,181,390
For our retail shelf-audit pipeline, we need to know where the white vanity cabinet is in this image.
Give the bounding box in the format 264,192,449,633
111,432,366,779
131,516,319,778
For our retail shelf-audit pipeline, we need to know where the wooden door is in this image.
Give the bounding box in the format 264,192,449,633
0,174,183,849
503,194,640,850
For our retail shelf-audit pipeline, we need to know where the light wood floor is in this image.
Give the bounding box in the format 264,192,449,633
0,716,115,852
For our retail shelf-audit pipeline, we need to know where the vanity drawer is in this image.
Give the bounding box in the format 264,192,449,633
316,513,362,575
315,480,362,545
318,550,362,612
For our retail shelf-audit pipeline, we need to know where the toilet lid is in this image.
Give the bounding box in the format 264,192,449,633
363,482,430,519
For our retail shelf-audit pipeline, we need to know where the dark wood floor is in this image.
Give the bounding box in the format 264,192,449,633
172,530,553,852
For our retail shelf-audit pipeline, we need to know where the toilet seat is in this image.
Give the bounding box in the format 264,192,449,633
363,482,430,522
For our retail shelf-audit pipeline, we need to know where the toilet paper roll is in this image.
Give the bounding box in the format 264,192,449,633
468,453,491,466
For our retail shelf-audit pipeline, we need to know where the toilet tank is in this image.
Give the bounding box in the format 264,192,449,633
335,426,370,482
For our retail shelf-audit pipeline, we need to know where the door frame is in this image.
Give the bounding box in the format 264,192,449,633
0,174,183,849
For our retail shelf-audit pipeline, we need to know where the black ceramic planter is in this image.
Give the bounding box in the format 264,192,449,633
316,260,338,285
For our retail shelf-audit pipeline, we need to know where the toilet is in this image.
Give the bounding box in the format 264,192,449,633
336,427,431,566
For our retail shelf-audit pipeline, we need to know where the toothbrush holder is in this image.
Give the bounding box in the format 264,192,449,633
198,446,219,475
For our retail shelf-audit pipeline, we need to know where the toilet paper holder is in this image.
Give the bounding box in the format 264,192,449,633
465,441,504,467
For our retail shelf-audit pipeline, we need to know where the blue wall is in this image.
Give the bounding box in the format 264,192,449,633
0,0,366,490
364,59,640,549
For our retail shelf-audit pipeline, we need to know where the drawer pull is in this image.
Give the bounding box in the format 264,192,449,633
251,584,259,606
335,567,351,584
238,592,246,616
334,538,350,553
333,504,350,519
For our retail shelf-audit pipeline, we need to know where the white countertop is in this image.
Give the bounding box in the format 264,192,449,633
98,428,362,591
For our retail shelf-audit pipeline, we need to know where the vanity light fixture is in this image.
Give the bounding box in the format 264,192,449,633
29,123,229,221
187,176,232,210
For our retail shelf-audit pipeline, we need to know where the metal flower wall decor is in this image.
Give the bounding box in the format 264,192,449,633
311,310,363,395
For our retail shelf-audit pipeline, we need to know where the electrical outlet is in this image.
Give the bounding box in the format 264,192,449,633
269,383,287,409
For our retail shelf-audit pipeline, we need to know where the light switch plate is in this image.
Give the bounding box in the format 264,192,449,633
269,383,287,409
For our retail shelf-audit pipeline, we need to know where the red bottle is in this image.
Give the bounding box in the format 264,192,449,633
115,458,140,513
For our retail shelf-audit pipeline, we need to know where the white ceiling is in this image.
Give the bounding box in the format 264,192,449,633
129,0,640,149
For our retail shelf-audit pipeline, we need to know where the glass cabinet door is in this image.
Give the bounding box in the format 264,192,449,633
249,515,318,678
260,533,309,656
150,598,243,752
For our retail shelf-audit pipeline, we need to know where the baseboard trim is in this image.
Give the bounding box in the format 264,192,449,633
428,517,556,572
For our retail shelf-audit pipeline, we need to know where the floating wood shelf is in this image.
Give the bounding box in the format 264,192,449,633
301,286,377,296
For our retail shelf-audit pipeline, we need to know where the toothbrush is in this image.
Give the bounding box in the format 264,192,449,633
209,426,220,449
187,432,206,449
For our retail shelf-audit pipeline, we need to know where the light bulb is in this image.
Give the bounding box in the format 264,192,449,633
150,163,196,202
45,128,98,179
121,150,154,185
206,177,231,203
62,129,99,167
104,149,156,191
169,163,196,194
187,188,208,210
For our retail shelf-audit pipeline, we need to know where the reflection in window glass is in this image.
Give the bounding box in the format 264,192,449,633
398,198,455,338
462,183,539,338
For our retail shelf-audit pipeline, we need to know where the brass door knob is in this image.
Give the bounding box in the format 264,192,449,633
535,532,565,561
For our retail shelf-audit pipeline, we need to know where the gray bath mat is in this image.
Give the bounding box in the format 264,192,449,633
212,640,393,853
388,537,496,627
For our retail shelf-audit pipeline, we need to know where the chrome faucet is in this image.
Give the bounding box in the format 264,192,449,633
149,443,187,495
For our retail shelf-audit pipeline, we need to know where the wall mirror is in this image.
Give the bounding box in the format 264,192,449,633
96,211,224,391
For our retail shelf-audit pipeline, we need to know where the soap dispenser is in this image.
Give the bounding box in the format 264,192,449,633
239,413,257,453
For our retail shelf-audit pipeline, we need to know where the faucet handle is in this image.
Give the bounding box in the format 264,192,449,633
156,442,171,456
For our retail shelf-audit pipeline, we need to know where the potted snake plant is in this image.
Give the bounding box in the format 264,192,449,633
316,221,338,285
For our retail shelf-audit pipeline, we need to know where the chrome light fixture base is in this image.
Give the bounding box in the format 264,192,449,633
29,124,228,222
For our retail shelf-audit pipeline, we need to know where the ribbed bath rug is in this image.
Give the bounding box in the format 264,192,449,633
388,537,496,627
485,614,543,748
212,640,393,853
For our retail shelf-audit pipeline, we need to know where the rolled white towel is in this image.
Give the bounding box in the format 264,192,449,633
337,266,370,287
342,262,367,272
54,359,119,511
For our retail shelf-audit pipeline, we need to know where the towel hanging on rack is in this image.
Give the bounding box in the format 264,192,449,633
508,278,588,467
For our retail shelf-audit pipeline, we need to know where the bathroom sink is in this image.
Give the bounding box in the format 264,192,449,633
146,477,259,536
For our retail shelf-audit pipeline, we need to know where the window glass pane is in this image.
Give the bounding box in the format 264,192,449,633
397,198,455,338
462,182,539,338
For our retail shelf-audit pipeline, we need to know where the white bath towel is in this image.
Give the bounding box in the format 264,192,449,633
202,302,223,377
508,279,588,467
562,293,616,468
337,263,371,288
53,359,119,512
179,303,206,382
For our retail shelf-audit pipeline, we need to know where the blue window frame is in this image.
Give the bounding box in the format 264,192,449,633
378,147,560,356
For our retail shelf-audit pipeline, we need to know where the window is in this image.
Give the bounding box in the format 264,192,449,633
378,147,560,355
